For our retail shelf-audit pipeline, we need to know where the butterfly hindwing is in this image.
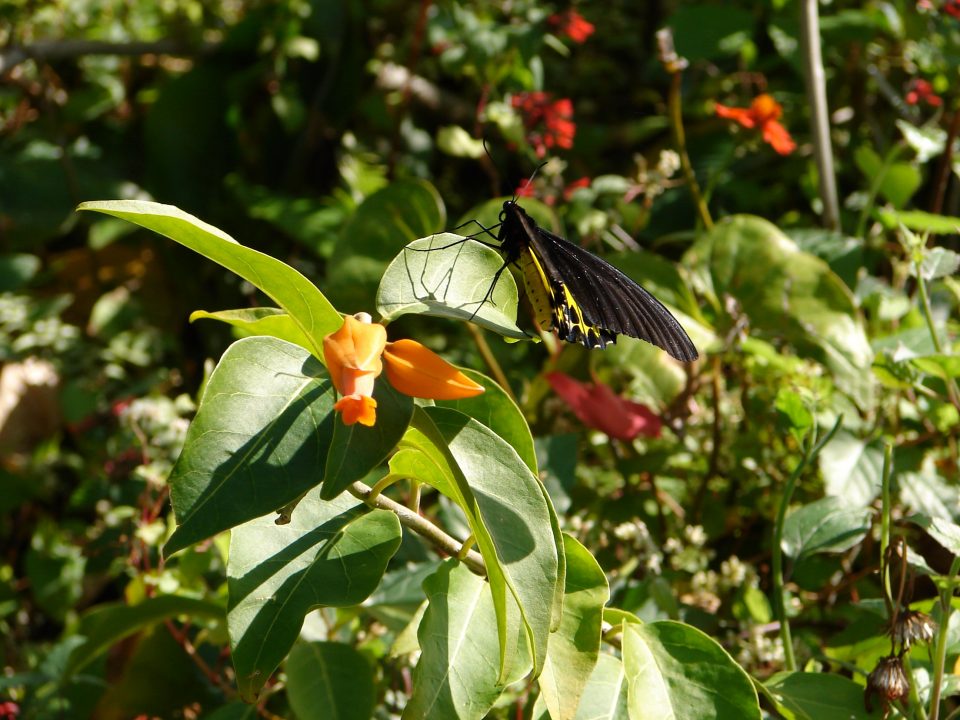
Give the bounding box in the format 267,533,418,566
497,200,698,361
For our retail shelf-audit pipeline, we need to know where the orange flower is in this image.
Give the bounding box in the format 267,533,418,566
323,313,484,426
714,94,797,156
549,10,595,44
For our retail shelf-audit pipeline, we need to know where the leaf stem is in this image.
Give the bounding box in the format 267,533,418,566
348,480,486,576
880,442,894,614
771,416,843,672
915,255,960,411
466,323,516,403
929,555,960,720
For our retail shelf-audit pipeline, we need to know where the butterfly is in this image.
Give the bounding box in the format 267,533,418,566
488,199,698,361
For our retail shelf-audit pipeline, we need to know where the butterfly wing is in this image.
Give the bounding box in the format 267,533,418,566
528,225,699,361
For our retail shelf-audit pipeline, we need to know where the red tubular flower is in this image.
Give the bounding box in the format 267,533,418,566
946,0,960,18
549,10,595,43
905,79,943,107
323,314,484,426
714,94,797,156
546,372,662,441
511,92,577,157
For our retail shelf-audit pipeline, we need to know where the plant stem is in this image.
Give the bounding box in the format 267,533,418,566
799,0,840,230
929,555,960,720
916,259,960,411
466,323,516,403
348,480,486,576
771,416,843,672
880,442,894,613
668,72,714,231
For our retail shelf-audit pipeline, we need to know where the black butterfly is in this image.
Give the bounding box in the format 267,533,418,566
492,200,698,361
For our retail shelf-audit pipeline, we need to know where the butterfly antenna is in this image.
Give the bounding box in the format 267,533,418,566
513,162,548,202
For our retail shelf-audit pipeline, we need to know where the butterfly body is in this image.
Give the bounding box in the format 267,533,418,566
496,200,698,361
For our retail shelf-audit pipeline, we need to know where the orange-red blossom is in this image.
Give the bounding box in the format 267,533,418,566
714,94,796,156
323,313,484,426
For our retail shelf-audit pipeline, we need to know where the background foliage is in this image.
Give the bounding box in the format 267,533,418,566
3,0,960,718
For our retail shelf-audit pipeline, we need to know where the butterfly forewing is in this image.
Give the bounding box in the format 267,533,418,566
497,201,698,361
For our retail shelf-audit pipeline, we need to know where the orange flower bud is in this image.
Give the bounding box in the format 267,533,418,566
323,314,388,426
383,339,485,400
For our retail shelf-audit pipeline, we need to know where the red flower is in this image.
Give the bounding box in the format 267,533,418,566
946,0,960,18
549,10,595,43
515,178,537,198
511,92,576,157
905,79,943,107
714,94,797,156
546,372,662,441
563,176,591,201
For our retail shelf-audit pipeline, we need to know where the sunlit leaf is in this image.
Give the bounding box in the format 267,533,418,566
227,489,400,700
377,234,524,339
164,337,335,556
286,641,375,720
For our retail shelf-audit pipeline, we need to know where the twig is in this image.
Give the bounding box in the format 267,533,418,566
348,480,486,576
466,323,516,403
799,0,840,230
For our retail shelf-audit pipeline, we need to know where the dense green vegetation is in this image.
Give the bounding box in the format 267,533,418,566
3,1,960,718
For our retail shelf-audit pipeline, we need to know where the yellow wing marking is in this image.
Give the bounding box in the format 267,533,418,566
518,245,554,328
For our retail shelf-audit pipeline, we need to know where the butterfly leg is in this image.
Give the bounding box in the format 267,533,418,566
467,259,511,322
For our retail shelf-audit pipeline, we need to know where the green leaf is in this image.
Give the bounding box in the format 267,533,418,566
227,489,400,700
189,307,313,349
76,200,340,359
897,119,946,163
534,653,630,720
437,126,486,158
684,216,874,408
763,671,875,720
321,379,414,500
437,368,536,473
539,535,609,720
915,247,960,281
622,621,761,720
781,497,872,560
0,253,40,291
164,337,336,557
404,407,560,679
376,234,524,340
908,514,960,555
819,432,884,508
327,179,445,313
878,209,960,235
668,5,755,60
854,146,921,209
286,641,375,720
775,389,814,444
63,595,224,678
404,561,517,720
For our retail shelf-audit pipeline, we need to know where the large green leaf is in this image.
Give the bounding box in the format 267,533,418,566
404,561,521,720
539,535,609,720
684,216,874,408
781,497,872,560
437,368,536,474
402,407,560,679
622,621,761,720
164,337,336,556
286,641,376,720
77,200,340,359
227,489,400,700
763,671,874,720
819,431,884,509
534,653,630,720
376,234,524,340
327,179,446,313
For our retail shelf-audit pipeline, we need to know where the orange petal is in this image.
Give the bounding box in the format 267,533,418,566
714,103,757,129
323,315,387,396
382,339,485,400
762,121,796,156
750,94,783,123
334,394,378,426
